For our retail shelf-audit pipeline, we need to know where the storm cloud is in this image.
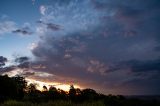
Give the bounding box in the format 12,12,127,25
28,0,160,95
0,0,159,95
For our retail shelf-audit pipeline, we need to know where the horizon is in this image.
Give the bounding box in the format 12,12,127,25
0,0,160,95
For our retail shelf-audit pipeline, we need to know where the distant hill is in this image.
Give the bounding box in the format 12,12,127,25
125,95,160,101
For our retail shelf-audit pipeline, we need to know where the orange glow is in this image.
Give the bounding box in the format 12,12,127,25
26,78,80,91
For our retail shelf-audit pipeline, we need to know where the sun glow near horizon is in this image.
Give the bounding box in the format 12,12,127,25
2,69,81,91
26,78,81,91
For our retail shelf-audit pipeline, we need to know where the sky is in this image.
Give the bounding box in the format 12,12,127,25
0,0,160,95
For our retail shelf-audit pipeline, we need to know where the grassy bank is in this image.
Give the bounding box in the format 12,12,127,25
0,100,105,106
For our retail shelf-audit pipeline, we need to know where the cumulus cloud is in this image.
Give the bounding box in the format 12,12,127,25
87,60,108,76
28,43,38,50
0,55,77,88
29,0,160,94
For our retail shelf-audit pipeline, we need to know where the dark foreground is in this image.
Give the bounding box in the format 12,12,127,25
1,98,160,106
0,75,160,106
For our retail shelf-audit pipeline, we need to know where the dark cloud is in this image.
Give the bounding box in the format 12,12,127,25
0,56,7,67
12,27,33,35
37,20,62,31
30,0,160,94
125,59,160,73
0,56,31,75
14,56,31,70
108,58,160,73
118,77,160,95
154,46,160,52
15,56,29,63
0,65,16,74
46,23,61,31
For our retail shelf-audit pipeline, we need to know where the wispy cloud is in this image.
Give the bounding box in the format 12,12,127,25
12,27,33,35
37,21,62,31
32,0,36,5
0,20,16,35
40,5,46,15
0,18,33,36
12,22,33,36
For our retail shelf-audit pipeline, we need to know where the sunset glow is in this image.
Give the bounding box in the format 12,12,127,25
26,78,80,91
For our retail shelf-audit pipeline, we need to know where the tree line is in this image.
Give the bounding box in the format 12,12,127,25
0,75,107,102
0,75,160,106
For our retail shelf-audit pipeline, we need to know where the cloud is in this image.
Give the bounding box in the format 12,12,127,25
46,23,61,31
0,56,50,79
29,0,160,94
40,5,46,15
0,56,7,67
0,55,77,87
21,71,35,76
105,58,160,78
28,43,38,50
124,59,160,73
87,60,108,76
15,56,30,63
0,0,159,94
154,46,160,52
0,18,33,36
0,56,31,74
12,27,33,35
32,0,36,5
0,20,16,35
0,65,16,74
12,22,33,35
37,21,62,31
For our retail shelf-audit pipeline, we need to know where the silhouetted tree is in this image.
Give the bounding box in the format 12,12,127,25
12,75,27,99
27,83,37,93
58,89,67,100
81,88,98,101
1,74,159,106
42,85,48,91
48,86,60,100
69,85,77,101
26,83,41,102
0,75,17,101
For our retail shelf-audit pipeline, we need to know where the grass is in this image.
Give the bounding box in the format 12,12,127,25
0,100,105,106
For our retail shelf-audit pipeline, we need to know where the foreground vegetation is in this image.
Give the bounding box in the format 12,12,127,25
1,98,160,106
1,100,105,106
0,75,160,106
